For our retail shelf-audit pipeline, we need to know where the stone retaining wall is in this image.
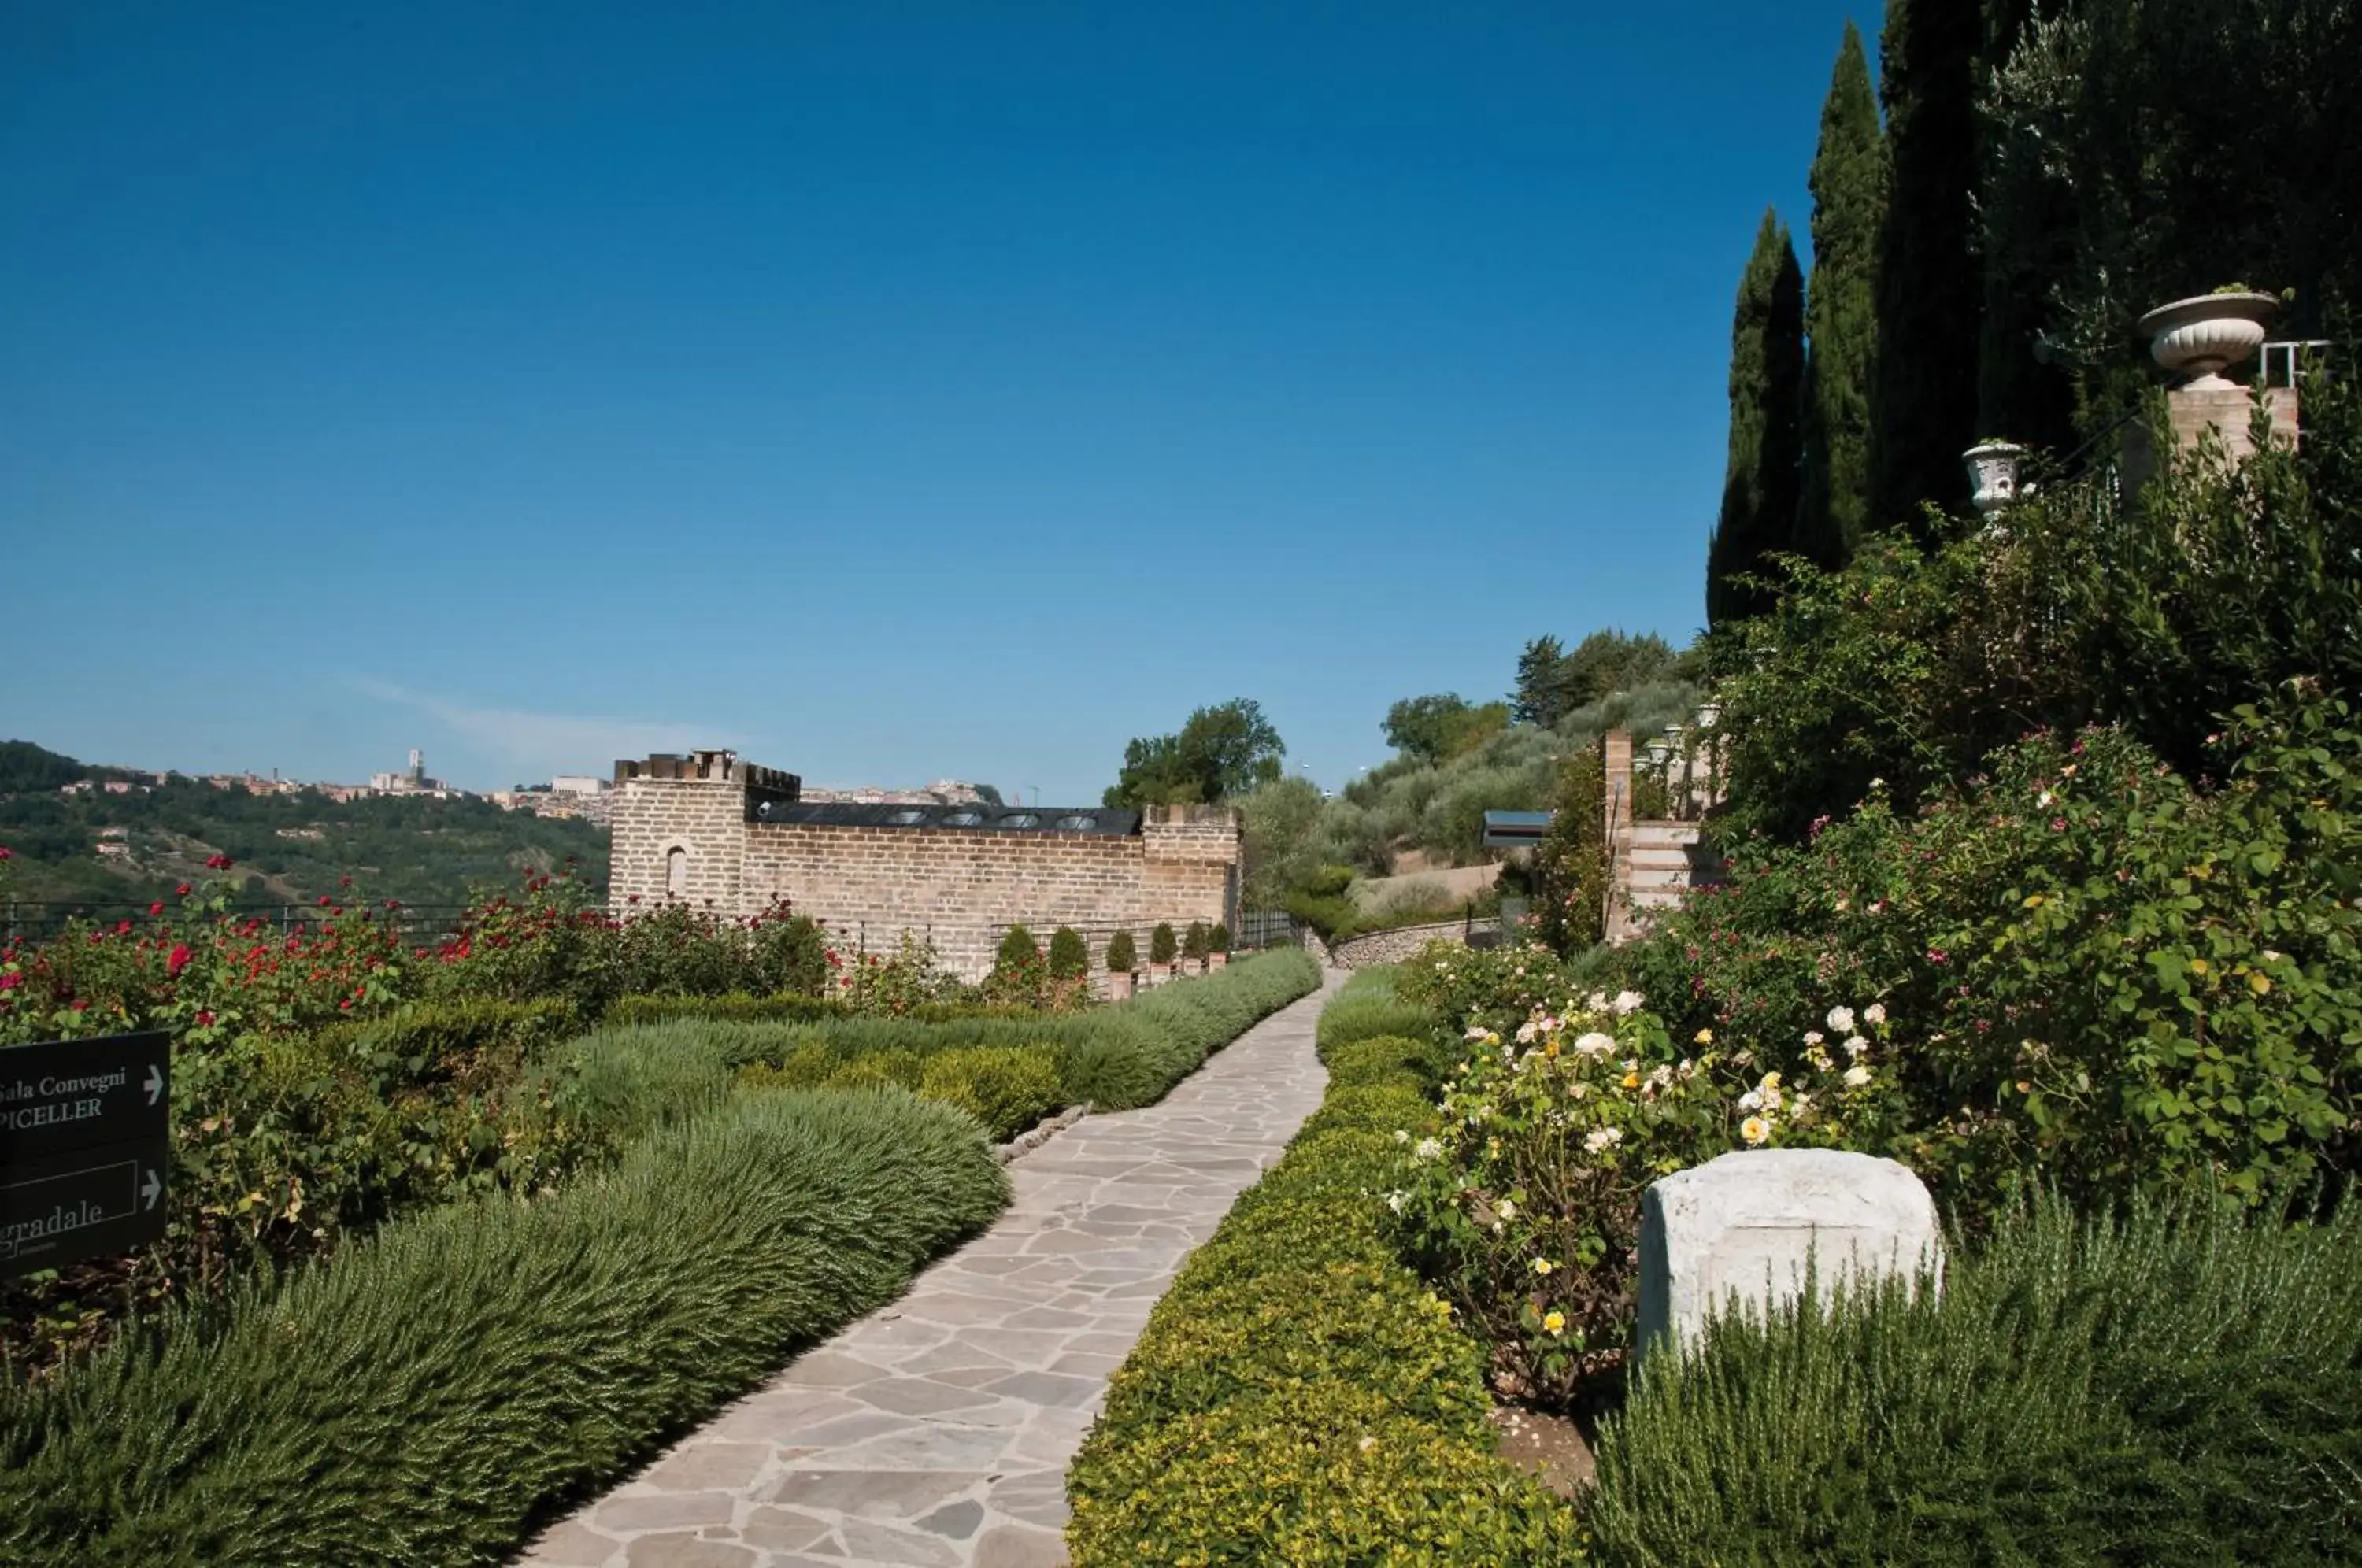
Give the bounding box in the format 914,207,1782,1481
1328,917,1499,968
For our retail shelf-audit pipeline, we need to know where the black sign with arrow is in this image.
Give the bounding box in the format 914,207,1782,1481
0,1030,171,1279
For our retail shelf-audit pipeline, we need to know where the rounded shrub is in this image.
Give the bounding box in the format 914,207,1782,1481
1150,923,1178,966
1046,926,1090,982
1105,929,1138,974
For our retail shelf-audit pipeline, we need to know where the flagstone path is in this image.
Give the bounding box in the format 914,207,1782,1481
518,971,1342,1568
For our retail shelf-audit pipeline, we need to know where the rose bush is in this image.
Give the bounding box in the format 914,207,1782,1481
1387,989,1903,1407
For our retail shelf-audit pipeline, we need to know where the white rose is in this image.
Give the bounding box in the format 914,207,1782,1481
1843,1064,1873,1088
1584,1126,1625,1153
1863,1003,1887,1026
1842,1035,1869,1058
1612,989,1644,1015
1412,1137,1443,1163
1827,1005,1857,1034
1572,1031,1616,1060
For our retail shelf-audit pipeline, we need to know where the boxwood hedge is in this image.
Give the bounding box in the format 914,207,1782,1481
1067,971,1581,1562
0,1086,1008,1566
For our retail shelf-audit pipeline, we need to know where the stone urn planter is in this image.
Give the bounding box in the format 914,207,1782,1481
2138,291,2279,389
1964,442,2024,516
1105,969,1135,1002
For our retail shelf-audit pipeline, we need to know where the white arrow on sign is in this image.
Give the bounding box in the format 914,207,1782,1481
144,1063,165,1106
141,1168,162,1211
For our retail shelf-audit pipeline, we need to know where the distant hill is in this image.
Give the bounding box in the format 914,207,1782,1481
0,740,608,918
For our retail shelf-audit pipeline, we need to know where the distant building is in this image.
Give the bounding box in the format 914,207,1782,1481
609,749,1239,982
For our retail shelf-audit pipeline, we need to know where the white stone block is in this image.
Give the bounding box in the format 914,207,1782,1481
1635,1148,1942,1364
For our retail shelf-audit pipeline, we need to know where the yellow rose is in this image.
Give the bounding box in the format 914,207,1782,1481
1542,1310,1566,1335
1694,1028,1713,1044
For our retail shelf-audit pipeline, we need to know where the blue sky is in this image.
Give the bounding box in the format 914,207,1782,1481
2,2,1877,802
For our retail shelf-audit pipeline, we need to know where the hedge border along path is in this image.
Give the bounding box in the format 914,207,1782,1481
1064,967,1583,1564
516,967,1344,1568
0,1086,1010,1567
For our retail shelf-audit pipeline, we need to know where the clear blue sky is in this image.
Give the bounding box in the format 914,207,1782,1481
2,2,1878,802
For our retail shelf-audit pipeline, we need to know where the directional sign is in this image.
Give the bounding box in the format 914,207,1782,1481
0,1030,170,1279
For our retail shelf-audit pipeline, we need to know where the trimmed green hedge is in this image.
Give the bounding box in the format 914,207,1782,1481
742,1042,1066,1141
1586,1193,2362,1564
598,949,1320,1117
1067,974,1581,1563
0,1087,1008,1566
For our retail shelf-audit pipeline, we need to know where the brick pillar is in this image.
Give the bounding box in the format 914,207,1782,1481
1603,730,1635,944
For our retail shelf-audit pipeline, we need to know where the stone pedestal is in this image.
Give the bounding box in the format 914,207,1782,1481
2121,384,2300,493
1635,1148,1942,1364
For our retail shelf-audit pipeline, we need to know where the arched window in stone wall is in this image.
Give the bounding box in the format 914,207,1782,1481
666,845,688,898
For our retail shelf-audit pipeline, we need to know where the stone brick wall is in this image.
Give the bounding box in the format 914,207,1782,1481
608,755,1241,980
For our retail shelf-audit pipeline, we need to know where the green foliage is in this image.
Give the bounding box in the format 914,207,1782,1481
716,949,1320,1115
1712,370,2362,841
0,1087,1009,1566
1980,0,2360,438
1104,928,1138,974
1150,922,1178,965
1046,926,1090,982
1209,921,1230,954
0,753,608,909
600,989,847,1029
1103,698,1285,808
1068,983,1579,1565
984,924,1046,1009
1313,969,1438,1060
1706,208,1806,627
1621,698,2362,1213
1383,694,1512,766
917,1046,1068,1141
1585,1193,2362,1564
1182,920,1209,962
1796,20,1886,567
1392,940,1575,1041
1531,742,1607,954
1868,0,1983,533
1235,774,1326,909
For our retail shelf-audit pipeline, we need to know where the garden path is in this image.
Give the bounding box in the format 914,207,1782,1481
517,969,1342,1568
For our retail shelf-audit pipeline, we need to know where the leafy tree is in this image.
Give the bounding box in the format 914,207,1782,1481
971,783,1005,807
1531,744,1607,956
1797,21,1887,567
1237,775,1326,909
1103,700,1285,808
1383,694,1510,765
1706,209,1807,626
1559,630,1675,712
1869,0,1984,534
1512,636,1570,727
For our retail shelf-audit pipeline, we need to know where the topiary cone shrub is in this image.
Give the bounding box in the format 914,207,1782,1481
1183,921,1211,973
1105,930,1138,974
1150,923,1178,976
1046,926,1092,1011
984,924,1046,1009
1209,922,1231,969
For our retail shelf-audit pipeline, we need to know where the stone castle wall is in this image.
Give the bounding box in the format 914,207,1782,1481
609,755,1240,980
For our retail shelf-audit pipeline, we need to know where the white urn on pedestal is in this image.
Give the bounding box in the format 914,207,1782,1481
1964,442,2024,516
2137,291,2279,388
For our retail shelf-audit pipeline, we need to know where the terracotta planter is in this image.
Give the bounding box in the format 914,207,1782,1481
2138,292,2279,389
1209,952,1229,971
1964,442,2024,516
1148,962,1172,985
1105,970,1135,1002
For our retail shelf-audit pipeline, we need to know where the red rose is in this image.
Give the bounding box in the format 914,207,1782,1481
318,896,332,907
115,919,133,936
176,882,192,897
167,943,192,976
0,846,11,860
0,972,19,990
71,998,89,1011
195,1009,214,1026
150,901,165,916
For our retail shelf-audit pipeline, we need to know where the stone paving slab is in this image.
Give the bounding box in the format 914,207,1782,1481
517,971,1340,1568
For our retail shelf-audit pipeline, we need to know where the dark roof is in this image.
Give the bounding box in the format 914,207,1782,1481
749,800,1141,836
1481,809,1553,847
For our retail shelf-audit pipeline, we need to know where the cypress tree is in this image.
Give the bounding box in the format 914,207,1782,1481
1796,21,1886,567
1706,209,1806,628
1870,0,1984,534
